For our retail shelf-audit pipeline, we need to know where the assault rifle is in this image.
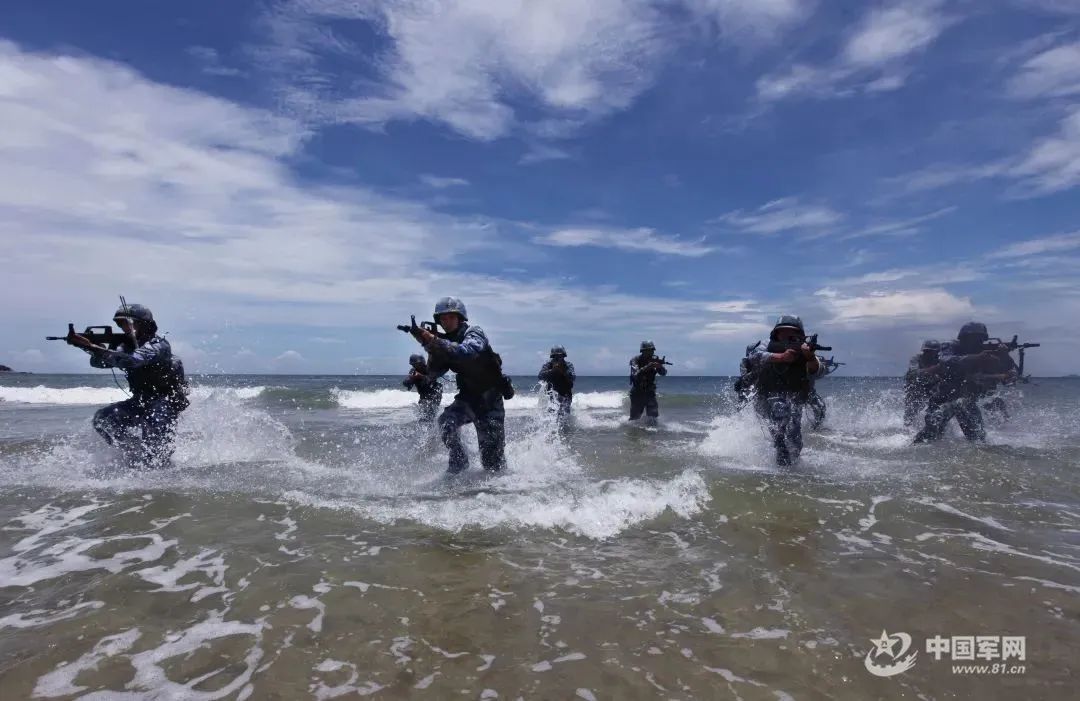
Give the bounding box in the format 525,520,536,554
46,324,131,350
984,335,1040,381
396,315,445,339
638,356,673,375
823,356,845,373
779,333,832,353
805,334,832,352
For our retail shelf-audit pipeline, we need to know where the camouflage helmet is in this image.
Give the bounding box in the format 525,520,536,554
640,340,656,353
113,303,154,323
770,314,804,339
958,321,988,340
409,354,425,366
550,345,567,358
921,339,941,352
433,296,468,322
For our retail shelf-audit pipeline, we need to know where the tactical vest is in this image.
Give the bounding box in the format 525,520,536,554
754,341,812,401
630,355,661,391
541,363,574,397
128,353,189,406
444,326,512,398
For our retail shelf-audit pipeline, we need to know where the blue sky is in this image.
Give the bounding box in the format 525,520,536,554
2,0,1079,375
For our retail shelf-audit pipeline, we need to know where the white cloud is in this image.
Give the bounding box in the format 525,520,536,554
255,0,810,141
0,40,507,320
757,1,951,102
1015,0,1080,14
884,107,1080,198
756,64,827,101
715,197,843,235
258,0,667,140
816,287,975,328
1008,40,1080,99
520,143,573,165
535,227,715,257
682,0,811,42
842,2,948,67
1009,106,1080,195
275,350,305,362
0,41,777,373
987,230,1080,258
419,174,469,189
186,46,245,77
884,162,1009,194
831,263,984,288
705,300,761,314
831,207,957,240
691,320,770,338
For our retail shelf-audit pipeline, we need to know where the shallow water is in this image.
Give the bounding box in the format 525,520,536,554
0,374,1077,699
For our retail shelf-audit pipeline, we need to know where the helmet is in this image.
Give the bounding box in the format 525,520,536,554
550,345,567,358
433,296,468,322
640,340,656,353
113,303,154,323
921,339,941,352
409,354,425,366
770,314,804,339
958,321,988,340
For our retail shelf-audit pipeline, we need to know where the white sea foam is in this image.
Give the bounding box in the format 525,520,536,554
0,601,104,630
0,384,268,405
0,385,129,405
569,391,625,410
697,410,775,468
331,388,625,412
188,386,269,401
284,469,710,539
0,530,175,587
332,388,424,409
33,612,268,700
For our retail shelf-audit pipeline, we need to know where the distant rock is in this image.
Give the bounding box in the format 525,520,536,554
0,365,11,372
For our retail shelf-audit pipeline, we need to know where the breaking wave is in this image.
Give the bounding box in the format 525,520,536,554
331,389,626,412
0,385,269,405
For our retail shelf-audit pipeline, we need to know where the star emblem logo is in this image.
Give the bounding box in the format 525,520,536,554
871,630,899,658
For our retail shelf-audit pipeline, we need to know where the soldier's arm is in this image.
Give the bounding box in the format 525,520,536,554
426,326,488,361
748,347,775,368
91,338,169,370
566,362,576,386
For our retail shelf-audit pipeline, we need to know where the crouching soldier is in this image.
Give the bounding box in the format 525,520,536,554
408,297,513,474
403,354,442,423
64,302,189,468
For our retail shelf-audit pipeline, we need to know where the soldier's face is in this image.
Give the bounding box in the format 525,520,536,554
959,334,986,351
439,314,460,333
775,328,803,345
